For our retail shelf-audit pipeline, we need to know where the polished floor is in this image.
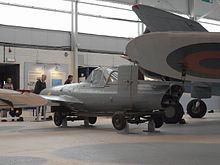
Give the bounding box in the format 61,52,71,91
0,113,220,165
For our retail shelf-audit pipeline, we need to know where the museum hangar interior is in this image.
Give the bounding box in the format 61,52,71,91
0,0,220,165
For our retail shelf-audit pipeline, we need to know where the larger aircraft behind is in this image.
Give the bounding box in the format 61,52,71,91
126,4,220,119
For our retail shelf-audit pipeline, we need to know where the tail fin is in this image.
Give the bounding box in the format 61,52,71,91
132,4,207,32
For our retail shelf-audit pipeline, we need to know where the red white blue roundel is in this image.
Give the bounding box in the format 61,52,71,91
167,43,220,79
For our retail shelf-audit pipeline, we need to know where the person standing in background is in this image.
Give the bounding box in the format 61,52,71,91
33,74,47,118
34,75,47,94
64,75,74,84
1,78,14,121
3,78,14,90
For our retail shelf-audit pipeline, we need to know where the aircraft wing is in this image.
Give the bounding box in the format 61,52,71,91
40,95,83,106
132,4,207,32
0,89,47,109
126,32,220,83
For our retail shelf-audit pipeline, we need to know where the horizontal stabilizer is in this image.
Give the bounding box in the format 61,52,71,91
132,4,207,32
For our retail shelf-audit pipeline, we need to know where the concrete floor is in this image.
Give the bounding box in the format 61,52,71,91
0,113,220,165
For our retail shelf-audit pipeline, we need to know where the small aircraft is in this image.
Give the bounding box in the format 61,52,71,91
0,89,47,118
40,65,184,131
126,4,220,120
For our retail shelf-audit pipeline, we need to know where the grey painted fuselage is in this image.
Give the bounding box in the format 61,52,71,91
41,81,166,113
40,66,183,116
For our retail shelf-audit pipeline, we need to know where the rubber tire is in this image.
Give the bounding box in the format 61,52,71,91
9,110,16,117
88,117,97,125
164,102,184,124
187,99,207,118
54,112,64,127
153,115,164,128
112,113,126,131
15,108,22,117
17,117,24,122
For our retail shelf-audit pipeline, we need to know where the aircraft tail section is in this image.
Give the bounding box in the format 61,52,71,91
118,65,138,97
132,4,207,32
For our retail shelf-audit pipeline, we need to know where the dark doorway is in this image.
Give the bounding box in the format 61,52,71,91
0,64,20,90
78,66,96,79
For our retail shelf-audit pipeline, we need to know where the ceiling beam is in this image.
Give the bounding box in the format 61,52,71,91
188,0,196,20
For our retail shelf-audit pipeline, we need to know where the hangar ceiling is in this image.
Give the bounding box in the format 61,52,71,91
96,0,220,21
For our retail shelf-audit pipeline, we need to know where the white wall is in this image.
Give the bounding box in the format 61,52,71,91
0,25,70,47
0,46,72,89
0,46,3,63
78,52,130,67
0,46,131,89
78,33,130,53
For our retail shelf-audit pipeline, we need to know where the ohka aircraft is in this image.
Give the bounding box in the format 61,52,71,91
126,4,220,120
40,65,184,131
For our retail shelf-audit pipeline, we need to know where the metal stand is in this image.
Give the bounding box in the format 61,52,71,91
43,106,46,121
36,107,40,121
119,122,129,134
148,119,155,132
61,118,68,128
84,118,90,127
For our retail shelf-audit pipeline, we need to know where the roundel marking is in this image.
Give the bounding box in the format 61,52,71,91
167,43,220,79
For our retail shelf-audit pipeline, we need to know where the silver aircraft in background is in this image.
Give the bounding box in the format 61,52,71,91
126,4,220,120
40,65,184,131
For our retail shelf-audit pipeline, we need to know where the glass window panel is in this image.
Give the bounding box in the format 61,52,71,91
0,0,71,11
78,15,138,38
80,0,131,9
200,22,220,32
78,3,138,21
0,5,71,31
199,18,220,32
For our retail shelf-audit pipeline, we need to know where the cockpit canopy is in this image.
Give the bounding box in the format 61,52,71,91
86,67,118,87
